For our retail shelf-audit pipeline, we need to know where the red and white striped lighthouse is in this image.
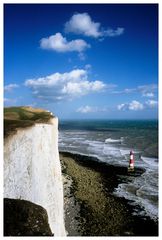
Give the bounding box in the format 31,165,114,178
128,150,134,171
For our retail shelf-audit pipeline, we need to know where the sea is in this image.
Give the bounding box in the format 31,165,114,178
58,120,158,222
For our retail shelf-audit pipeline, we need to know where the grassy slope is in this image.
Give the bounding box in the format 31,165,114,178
4,106,53,137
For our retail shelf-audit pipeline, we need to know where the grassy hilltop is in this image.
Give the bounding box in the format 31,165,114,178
4,106,54,137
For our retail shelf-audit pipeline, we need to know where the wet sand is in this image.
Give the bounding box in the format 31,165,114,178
60,151,158,236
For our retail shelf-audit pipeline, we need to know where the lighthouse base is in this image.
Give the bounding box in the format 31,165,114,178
128,167,135,173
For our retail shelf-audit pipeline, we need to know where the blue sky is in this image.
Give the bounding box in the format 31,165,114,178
4,4,158,119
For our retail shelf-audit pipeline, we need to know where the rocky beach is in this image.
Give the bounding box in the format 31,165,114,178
60,152,158,236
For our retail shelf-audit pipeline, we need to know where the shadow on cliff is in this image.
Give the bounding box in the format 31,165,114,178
4,198,53,236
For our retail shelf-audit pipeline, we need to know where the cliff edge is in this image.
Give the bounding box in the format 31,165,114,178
4,106,66,236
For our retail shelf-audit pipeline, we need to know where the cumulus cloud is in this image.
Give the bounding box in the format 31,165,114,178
118,98,158,111
76,105,107,113
4,84,19,92
40,32,90,53
25,69,107,102
145,100,158,108
118,100,144,111
129,100,144,110
65,13,101,38
64,13,124,38
117,103,126,110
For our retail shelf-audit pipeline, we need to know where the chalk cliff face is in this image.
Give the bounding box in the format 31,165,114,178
4,117,66,236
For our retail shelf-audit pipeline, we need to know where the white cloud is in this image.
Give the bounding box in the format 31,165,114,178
76,105,107,113
118,100,144,111
85,64,92,70
145,100,158,108
118,99,158,111
104,27,124,37
123,88,136,93
77,105,96,113
129,100,144,110
40,32,90,53
138,84,157,97
4,84,19,92
64,13,124,38
113,84,157,97
142,92,154,98
65,13,101,38
113,88,136,94
117,103,126,110
25,69,107,102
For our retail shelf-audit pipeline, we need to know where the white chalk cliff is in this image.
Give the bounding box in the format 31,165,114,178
4,117,66,236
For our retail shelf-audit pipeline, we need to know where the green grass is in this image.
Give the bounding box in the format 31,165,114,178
4,106,54,137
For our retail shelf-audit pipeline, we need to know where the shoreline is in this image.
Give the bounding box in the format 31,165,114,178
60,151,158,236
